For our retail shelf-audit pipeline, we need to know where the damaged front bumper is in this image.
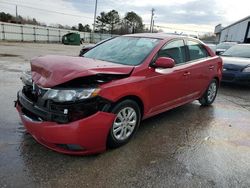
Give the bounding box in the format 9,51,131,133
15,90,116,155
16,89,112,123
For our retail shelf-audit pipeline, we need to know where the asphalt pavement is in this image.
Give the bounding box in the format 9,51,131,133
0,42,249,188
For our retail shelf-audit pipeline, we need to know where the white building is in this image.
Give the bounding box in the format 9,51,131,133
215,16,250,43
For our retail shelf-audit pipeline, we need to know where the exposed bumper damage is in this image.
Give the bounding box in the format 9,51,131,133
15,54,136,154
16,103,116,155
15,81,117,154
15,69,132,154
16,90,112,124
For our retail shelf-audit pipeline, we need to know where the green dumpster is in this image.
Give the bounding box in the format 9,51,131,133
62,33,81,45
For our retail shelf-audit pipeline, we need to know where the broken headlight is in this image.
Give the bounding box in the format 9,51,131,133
20,71,32,85
43,88,100,102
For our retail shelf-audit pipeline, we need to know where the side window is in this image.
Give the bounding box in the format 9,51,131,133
187,40,208,61
158,40,186,64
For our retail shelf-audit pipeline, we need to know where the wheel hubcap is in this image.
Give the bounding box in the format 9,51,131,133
207,82,217,102
112,107,137,141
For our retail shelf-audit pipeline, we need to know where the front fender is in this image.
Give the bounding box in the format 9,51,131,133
99,76,151,115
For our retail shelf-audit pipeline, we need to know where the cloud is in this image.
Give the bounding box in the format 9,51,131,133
0,0,249,33
0,0,94,26
151,0,223,24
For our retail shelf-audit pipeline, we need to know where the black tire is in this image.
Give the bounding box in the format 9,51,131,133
107,100,141,148
199,79,218,106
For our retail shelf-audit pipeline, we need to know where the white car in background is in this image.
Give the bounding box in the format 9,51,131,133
216,42,237,55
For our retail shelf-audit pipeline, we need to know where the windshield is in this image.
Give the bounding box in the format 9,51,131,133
84,36,160,65
222,45,250,58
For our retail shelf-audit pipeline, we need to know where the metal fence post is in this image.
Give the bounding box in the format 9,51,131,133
90,33,95,43
2,23,5,40
21,25,24,42
58,30,61,43
33,27,36,42
47,28,49,43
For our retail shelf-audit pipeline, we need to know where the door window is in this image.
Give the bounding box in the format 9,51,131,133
187,40,208,61
158,40,186,65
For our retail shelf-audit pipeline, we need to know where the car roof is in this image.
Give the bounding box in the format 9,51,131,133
124,33,189,40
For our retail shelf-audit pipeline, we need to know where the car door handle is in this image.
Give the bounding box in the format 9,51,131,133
183,72,191,76
209,65,215,70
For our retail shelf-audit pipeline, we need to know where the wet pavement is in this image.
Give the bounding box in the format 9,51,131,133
0,42,250,188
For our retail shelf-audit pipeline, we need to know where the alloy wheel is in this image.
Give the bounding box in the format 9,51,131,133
112,107,137,141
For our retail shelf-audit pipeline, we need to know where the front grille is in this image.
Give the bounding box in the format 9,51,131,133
21,106,43,121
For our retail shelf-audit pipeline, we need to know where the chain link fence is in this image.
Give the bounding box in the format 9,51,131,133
0,22,117,44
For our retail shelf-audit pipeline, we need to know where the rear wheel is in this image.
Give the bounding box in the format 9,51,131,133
107,100,141,148
199,79,218,106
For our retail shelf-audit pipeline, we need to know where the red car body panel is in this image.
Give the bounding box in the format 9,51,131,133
16,34,222,155
99,58,222,119
31,55,134,88
16,104,116,155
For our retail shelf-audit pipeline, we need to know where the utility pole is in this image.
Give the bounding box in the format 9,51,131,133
150,8,155,33
152,20,154,33
93,0,98,32
15,5,18,22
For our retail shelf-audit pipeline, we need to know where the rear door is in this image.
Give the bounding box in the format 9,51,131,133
184,39,212,99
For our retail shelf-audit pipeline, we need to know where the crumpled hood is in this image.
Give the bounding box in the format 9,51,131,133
221,56,250,71
31,55,134,88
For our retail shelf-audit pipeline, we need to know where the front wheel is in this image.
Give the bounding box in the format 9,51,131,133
107,100,141,148
199,79,218,106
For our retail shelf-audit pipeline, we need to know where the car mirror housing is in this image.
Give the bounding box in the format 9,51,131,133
154,57,175,68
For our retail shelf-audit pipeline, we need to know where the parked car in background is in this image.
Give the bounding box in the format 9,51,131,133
79,37,114,56
221,44,250,85
16,34,222,155
206,44,216,53
216,42,237,55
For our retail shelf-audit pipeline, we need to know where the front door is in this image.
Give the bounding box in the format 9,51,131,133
147,39,191,114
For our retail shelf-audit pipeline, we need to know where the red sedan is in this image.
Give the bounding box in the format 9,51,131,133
16,33,222,155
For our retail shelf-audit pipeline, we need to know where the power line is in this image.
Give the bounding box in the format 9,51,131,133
0,1,93,20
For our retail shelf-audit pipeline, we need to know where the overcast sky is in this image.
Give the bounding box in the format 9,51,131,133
0,0,249,34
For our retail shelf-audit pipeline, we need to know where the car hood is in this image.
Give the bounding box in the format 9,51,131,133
31,55,134,88
221,56,250,71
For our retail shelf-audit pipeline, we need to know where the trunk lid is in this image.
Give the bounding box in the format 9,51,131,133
31,55,134,88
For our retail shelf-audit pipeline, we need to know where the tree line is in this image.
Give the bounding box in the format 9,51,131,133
94,10,144,34
0,10,162,34
0,12,43,26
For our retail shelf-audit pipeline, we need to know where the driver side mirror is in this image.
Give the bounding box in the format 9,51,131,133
154,57,175,68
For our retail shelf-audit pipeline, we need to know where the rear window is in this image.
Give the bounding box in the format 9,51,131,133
187,40,208,61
